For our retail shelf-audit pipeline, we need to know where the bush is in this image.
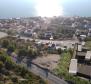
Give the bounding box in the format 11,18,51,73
0,61,4,70
11,76,18,83
68,48,73,57
14,66,28,77
55,51,90,84
39,79,46,84
1,68,9,75
57,48,62,54
18,49,28,57
20,67,28,77
0,55,6,63
85,37,91,41
27,48,38,59
0,82,4,84
2,40,9,48
7,45,15,54
5,57,15,70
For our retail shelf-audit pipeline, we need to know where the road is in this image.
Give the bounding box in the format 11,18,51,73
0,32,78,48
0,32,68,84
0,32,76,84
20,36,79,49
20,61,68,84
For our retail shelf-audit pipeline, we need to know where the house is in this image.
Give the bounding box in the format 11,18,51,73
79,35,87,41
76,51,86,61
44,31,53,39
69,43,91,78
69,59,77,75
24,29,33,37
81,41,85,46
85,51,91,61
77,44,82,51
78,64,91,78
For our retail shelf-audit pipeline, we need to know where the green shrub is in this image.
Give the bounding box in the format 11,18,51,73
0,61,4,70
57,48,62,54
2,40,9,48
11,76,18,83
55,51,90,84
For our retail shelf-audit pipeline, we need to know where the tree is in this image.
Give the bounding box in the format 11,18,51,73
68,48,73,57
5,57,15,70
0,55,6,63
2,40,9,48
7,45,15,54
57,48,62,54
20,67,27,77
11,76,18,83
27,48,38,59
18,49,28,57
17,48,28,62
32,49,38,57
0,61,4,70
27,48,34,59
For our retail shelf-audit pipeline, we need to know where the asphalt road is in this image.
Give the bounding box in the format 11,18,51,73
20,61,68,84
0,32,78,48
20,36,79,48
0,32,71,84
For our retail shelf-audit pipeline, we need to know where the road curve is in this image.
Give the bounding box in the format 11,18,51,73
0,32,68,84
21,61,68,84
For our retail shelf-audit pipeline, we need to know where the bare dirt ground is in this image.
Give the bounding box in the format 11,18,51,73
32,54,60,70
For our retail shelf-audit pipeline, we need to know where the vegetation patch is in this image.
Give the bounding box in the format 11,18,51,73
54,51,90,84
0,50,47,84
85,41,91,50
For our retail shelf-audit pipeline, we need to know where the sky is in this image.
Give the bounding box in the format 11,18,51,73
0,0,90,18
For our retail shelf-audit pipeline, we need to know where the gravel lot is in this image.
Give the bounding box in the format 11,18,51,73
32,54,60,70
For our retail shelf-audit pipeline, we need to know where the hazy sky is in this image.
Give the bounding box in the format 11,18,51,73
0,0,90,18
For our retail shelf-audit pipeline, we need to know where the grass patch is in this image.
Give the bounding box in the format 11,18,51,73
54,51,90,84
0,51,47,84
85,41,91,50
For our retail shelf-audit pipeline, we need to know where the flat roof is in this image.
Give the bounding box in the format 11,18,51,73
82,47,89,50
80,35,86,37
76,52,86,57
81,42,85,46
78,45,82,51
69,59,77,74
78,64,91,76
85,51,91,60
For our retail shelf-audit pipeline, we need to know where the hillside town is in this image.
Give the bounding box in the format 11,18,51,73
0,16,91,40
0,16,91,84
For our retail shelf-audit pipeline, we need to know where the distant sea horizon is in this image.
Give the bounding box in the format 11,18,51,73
0,0,91,19
0,15,91,19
